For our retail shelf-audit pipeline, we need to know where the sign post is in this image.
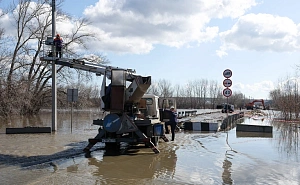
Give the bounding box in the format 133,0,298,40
67,89,78,133
223,69,233,119
222,69,233,151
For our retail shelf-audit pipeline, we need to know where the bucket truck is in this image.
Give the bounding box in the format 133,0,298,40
40,43,173,154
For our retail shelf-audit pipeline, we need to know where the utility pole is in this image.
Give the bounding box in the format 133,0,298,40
51,0,57,131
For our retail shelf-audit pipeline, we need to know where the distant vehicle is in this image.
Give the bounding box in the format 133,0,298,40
216,104,224,109
222,104,234,113
245,99,266,110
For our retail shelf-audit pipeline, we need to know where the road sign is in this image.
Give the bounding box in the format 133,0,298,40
67,89,78,102
223,79,232,87
223,88,232,97
223,69,232,78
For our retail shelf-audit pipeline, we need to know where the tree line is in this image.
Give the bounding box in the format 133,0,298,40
269,76,300,121
147,79,248,109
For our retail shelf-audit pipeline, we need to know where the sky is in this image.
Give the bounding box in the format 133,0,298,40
2,0,300,99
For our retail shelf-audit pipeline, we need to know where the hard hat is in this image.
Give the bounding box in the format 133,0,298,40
170,106,175,109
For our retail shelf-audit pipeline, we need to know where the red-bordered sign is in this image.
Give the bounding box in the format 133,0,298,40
223,88,232,97
223,69,232,78
223,79,232,87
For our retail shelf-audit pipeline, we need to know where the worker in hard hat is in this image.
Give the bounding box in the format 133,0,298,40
164,106,177,141
53,34,63,58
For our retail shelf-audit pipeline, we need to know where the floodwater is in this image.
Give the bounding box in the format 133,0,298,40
0,109,299,185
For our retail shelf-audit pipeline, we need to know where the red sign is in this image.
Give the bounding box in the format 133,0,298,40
223,79,232,87
223,88,232,97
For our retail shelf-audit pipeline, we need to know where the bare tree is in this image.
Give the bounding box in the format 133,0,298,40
185,81,194,108
229,91,244,109
201,79,208,109
270,76,300,120
173,83,187,108
193,80,201,108
0,0,105,115
147,80,160,96
156,79,173,97
209,80,222,109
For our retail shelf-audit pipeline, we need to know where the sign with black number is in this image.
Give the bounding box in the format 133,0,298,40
223,88,232,97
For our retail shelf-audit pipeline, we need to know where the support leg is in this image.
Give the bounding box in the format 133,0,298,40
135,129,160,154
83,129,106,152
160,135,169,142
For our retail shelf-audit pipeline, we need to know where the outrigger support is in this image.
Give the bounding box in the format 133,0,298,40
83,128,160,154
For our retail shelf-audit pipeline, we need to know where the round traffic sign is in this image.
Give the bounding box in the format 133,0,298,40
223,79,232,87
223,88,232,97
223,69,232,78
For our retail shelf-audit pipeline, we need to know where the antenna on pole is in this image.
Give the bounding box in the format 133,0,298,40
51,0,57,131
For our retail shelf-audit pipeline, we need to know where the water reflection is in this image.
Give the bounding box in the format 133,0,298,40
87,147,177,183
236,132,273,138
272,121,299,158
0,114,46,131
222,153,233,185
222,131,237,185
0,109,103,134
66,158,79,173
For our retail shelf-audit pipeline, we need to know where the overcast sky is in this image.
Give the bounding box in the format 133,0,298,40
2,0,300,99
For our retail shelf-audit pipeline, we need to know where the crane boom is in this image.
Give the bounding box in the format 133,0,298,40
53,58,137,81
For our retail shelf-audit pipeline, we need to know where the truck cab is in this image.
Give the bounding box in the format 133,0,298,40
137,94,160,123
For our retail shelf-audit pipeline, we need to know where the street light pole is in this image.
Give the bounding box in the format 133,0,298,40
51,0,57,131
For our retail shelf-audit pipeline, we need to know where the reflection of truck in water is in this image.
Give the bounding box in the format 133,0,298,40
221,104,234,113
87,149,177,181
41,49,174,154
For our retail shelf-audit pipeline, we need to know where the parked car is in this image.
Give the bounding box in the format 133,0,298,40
221,104,234,113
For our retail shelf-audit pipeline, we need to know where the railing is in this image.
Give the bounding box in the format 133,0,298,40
177,110,197,118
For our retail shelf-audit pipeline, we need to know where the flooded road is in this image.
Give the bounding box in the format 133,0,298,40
0,109,299,185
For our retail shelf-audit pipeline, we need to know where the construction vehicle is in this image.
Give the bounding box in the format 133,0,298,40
245,99,266,110
40,38,174,154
